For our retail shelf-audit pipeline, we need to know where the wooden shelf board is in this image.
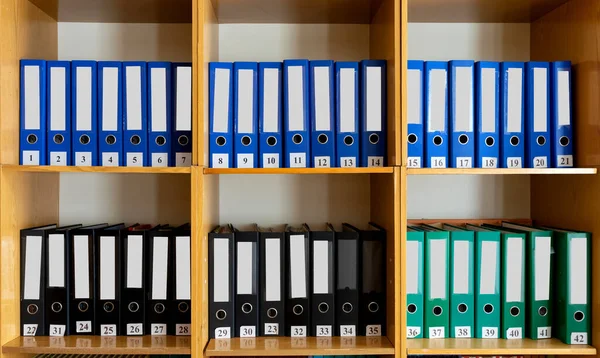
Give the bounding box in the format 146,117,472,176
2,165,191,174
204,167,394,174
2,335,191,355
406,338,597,355
407,168,598,175
204,336,394,356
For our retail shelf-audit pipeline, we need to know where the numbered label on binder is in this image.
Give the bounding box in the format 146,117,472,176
456,157,473,168
263,154,280,168
127,153,144,167
49,324,66,337
482,157,498,168
76,321,92,333
431,157,446,168
316,325,332,337
340,325,356,337
240,325,256,337
482,327,498,338
368,156,384,167
50,152,67,166
290,153,306,168
101,324,117,336
176,324,191,336
506,327,522,339
76,152,92,167
571,332,588,344
537,327,551,339
264,323,279,335
429,326,445,338
314,156,331,168
23,324,38,336
102,152,119,167
407,326,421,338
533,156,548,168
455,326,471,338
507,157,522,168
407,157,421,168
215,327,231,339
23,151,40,165
127,323,143,335
152,153,168,167
366,325,381,336
176,153,192,167
151,323,167,336
340,157,357,168
291,325,306,337
558,154,573,168
237,154,254,168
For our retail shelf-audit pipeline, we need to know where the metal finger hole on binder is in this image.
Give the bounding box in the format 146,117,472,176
560,136,570,146
318,134,328,144
510,306,520,317
318,302,329,314
178,302,189,313
267,308,278,318
458,134,469,145
343,135,354,146
241,135,252,146
128,302,139,313
368,301,380,313
538,306,548,317
131,135,141,145
432,305,443,316
156,136,167,146
78,301,89,312
574,311,585,322
53,134,64,145
457,303,468,313
27,134,38,144
216,136,226,146
292,134,303,144
510,135,520,146
369,133,380,145
407,133,418,145
484,304,494,314
51,302,62,313
106,135,116,145
178,135,189,146
216,309,227,320
79,134,90,145
293,304,304,316
241,303,253,314
407,303,417,314
267,136,277,146
342,302,353,314
103,302,114,313
154,303,166,314
433,135,443,146
27,304,39,315
537,135,546,146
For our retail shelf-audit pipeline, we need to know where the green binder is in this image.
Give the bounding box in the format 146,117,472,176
406,226,424,339
502,222,553,340
466,224,501,339
420,225,449,339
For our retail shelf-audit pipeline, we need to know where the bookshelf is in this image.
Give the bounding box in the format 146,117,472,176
0,0,598,358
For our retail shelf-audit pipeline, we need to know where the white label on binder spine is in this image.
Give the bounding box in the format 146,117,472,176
76,67,93,131
265,323,279,335
340,68,356,132
151,68,167,132
50,67,66,131
176,236,191,300
265,238,281,301
213,68,230,133
237,241,254,294
50,152,66,166
570,237,587,304
102,67,119,131
506,327,522,339
126,66,143,130
408,69,422,125
101,324,117,336
215,327,231,339
49,324,66,337
100,236,116,299
213,238,230,302
23,324,38,336
176,67,192,131
406,240,420,294
127,235,143,288
507,68,523,133
288,66,305,131
74,235,90,299
48,234,65,288
453,240,470,294
429,239,447,299
24,66,41,130
24,235,43,299
480,241,498,294
506,237,523,302
571,332,588,344
263,68,279,132
340,325,356,337
313,240,330,294
238,69,254,134
152,236,169,300
481,68,497,133
455,66,473,132
428,69,447,132
558,70,571,126
291,326,307,337
176,324,191,336
316,325,332,337
151,323,167,336
314,66,331,131
455,326,471,338
290,234,307,298
533,67,548,132
366,66,382,131
534,236,551,301
240,326,256,337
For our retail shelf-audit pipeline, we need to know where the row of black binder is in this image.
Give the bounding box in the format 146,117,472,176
208,223,386,339
21,223,191,337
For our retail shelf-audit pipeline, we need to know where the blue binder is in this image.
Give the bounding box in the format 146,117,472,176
449,60,475,168
335,62,359,168
407,60,424,168
148,62,172,167
72,60,98,167
209,62,234,168
424,61,449,168
172,63,193,167
551,61,574,167
475,62,500,168
20,60,47,166
360,60,387,167
258,62,283,168
98,61,123,167
310,60,336,168
233,62,259,168
283,59,310,168
500,62,525,168
123,62,148,167
47,61,71,166
526,62,551,168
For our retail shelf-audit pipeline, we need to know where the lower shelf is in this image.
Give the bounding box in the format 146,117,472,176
406,338,597,355
1,335,191,355
204,336,394,356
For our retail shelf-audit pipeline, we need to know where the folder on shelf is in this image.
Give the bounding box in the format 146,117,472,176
406,227,424,338
551,61,574,168
500,62,525,168
98,61,123,167
209,62,234,168
424,61,449,168
286,224,311,336
310,60,336,168
449,60,475,168
21,224,57,336
20,59,47,166
148,62,172,167
335,224,360,337
172,224,192,336
47,61,71,166
72,60,98,167
501,222,553,339
360,60,387,168
234,62,259,168
284,59,311,168
420,224,449,338
123,62,148,167
147,226,173,335
259,62,283,168
525,62,551,168
407,60,424,168
234,225,260,337
310,224,335,337
259,226,286,336
336,62,360,168
358,222,387,336
209,225,235,339
475,61,500,168
172,63,193,167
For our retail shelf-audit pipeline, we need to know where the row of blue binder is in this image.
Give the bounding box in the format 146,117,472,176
20,60,193,167
407,60,574,169
209,60,387,169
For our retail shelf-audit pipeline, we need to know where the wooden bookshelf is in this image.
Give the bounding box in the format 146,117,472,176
2,165,192,174
203,167,394,175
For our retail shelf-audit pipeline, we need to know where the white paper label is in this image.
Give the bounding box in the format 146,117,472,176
507,157,522,168
340,325,356,337
368,156,384,167
175,236,191,300
76,67,93,131
176,153,192,167
431,157,446,168
151,68,168,132
290,235,307,298
429,326,445,338
407,157,421,168
176,324,191,336
263,153,279,168
316,325,332,337
238,69,255,134
482,157,498,168
265,323,279,335
340,157,357,168
535,236,552,301
127,152,143,167
176,66,192,131
151,323,167,336
533,67,548,132
126,66,143,131
455,66,473,132
48,234,65,288
213,68,230,133
453,240,471,294
482,327,498,338
366,325,381,336
533,156,548,168
237,242,254,295
213,238,230,302
240,325,256,337
480,241,498,294
429,239,447,299
506,237,524,302
406,240,420,294
455,326,471,338
429,69,447,132
49,324,66,337
75,152,92,166
537,326,551,339
408,69,422,125
314,156,331,168
456,157,472,169
73,236,90,299
126,235,143,289
506,327,522,339
76,321,92,333
291,326,306,337
101,324,117,336
366,66,382,132
558,70,571,126
265,239,281,301
102,67,119,131
313,240,330,294
571,332,588,344
102,152,119,167
263,68,279,132
288,66,305,131
507,67,523,133
290,153,306,168
481,67,497,133
570,237,588,304
50,152,67,166
23,324,38,336
215,327,231,339
557,154,573,167
237,153,254,168
100,236,116,299
212,153,229,168
314,66,331,131
24,66,41,130
22,151,40,165
127,323,143,335
340,68,356,132
152,153,168,167
407,326,421,338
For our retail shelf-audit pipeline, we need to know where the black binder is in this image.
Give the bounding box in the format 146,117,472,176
234,225,260,337
310,224,335,337
21,224,58,336
259,226,285,336
359,222,387,336
285,224,311,337
209,225,235,339
171,223,192,336
337,223,361,337
146,226,174,336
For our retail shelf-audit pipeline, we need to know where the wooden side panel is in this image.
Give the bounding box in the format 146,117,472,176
192,0,199,165
0,0,57,165
400,0,407,167
191,167,203,357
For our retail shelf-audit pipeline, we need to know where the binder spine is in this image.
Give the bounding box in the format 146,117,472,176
234,231,260,337
360,59,387,168
121,231,147,336
448,60,475,168
98,61,123,167
283,59,310,168
310,60,336,168
171,229,192,335
259,232,286,336
95,231,121,336
148,62,173,167
71,60,98,166
475,61,500,168
335,61,360,168
335,231,360,337
47,61,71,166
20,59,47,166
146,230,172,335
424,61,449,168
551,61,574,167
525,62,551,168
360,229,387,336
123,62,148,167
407,60,424,168
285,231,311,336
172,63,193,167
500,61,525,168
310,231,335,337
209,62,234,168
21,231,47,336
208,231,235,339
233,62,259,168
258,62,283,168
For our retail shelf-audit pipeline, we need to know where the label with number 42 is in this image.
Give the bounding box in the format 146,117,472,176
291,326,307,337
455,326,471,338
76,321,92,333
127,323,143,336
151,323,167,336
215,327,231,339
49,324,66,337
406,326,421,338
340,325,356,337
429,326,445,338
100,324,117,336
240,325,256,337
316,325,332,337
366,325,381,336
571,332,588,344
23,324,38,336
176,324,191,336
506,327,522,339
264,323,279,335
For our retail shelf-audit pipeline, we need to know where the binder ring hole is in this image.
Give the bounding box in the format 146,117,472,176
267,136,277,146
27,134,38,144
292,134,303,145
407,303,417,314
131,135,141,146
432,305,443,316
318,134,328,144
538,306,548,317
241,303,253,314
458,134,469,145
241,135,252,146
318,302,329,314
216,309,227,321
560,136,570,147
156,135,167,146
458,303,468,313
485,136,495,147
27,304,38,315
154,303,166,314
342,302,353,314
267,308,278,318
293,304,304,316
53,134,64,145
369,133,380,145
79,134,90,145
178,135,189,146
433,135,443,146
344,135,354,146
78,301,89,313
510,136,520,146
51,302,63,313
216,136,226,146
178,302,189,313
574,311,585,322
537,135,546,146
368,302,380,313
128,302,139,313
103,302,114,313
510,306,520,317
483,304,494,314
106,135,117,145
407,133,418,145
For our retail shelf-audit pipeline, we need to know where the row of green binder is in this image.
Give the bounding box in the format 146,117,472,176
406,222,590,344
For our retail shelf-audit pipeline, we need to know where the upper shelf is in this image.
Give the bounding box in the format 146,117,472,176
204,167,394,175
2,165,191,174
407,168,598,175
408,0,570,23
